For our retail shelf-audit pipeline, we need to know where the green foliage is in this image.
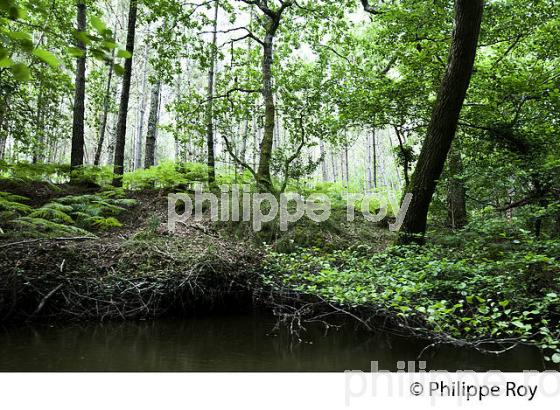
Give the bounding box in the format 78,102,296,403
28,205,74,224
70,166,115,186
83,216,123,230
0,0,128,83
264,232,560,360
1,189,136,238
10,217,94,238
123,161,209,190
0,191,32,217
54,193,137,223
0,161,71,183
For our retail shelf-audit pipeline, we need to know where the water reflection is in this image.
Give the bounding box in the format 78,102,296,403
0,311,549,372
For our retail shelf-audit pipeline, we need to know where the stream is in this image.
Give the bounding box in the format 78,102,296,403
0,311,550,371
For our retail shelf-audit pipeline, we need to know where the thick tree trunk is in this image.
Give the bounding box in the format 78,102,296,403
205,0,219,185
112,0,138,186
446,144,467,229
144,81,161,168
70,0,87,168
398,0,483,244
94,54,115,166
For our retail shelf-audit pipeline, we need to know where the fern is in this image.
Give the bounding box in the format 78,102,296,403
0,199,33,215
0,191,33,216
83,216,123,230
70,165,114,186
41,202,74,213
91,200,126,215
0,161,71,183
0,191,31,203
50,193,136,231
55,194,104,205
28,207,74,224
123,161,208,190
11,217,95,238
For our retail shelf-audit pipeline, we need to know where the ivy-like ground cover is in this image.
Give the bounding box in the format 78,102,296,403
264,232,560,364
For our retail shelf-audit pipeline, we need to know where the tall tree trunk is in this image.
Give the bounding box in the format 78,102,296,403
344,141,349,186
134,44,149,169
94,52,115,166
320,140,328,182
331,151,338,182
174,70,183,162
366,131,372,190
112,0,138,187
399,0,483,244
256,34,275,192
205,0,219,185
33,84,44,164
144,81,161,168
70,0,87,168
0,102,6,160
372,129,377,189
240,116,249,171
446,143,467,229
251,2,293,192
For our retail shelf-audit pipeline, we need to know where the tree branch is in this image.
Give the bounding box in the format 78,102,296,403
360,0,383,15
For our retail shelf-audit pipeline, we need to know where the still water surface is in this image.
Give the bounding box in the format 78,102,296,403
0,311,550,371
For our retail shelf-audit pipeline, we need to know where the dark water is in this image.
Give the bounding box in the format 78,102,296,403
0,311,551,372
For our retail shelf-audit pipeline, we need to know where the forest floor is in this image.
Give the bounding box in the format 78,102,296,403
0,181,392,322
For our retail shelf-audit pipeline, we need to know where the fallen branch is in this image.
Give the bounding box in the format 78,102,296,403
0,236,96,249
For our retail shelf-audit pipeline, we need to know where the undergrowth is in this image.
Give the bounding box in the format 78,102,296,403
0,190,137,238
263,226,560,363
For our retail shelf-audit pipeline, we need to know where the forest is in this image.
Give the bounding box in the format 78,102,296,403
0,0,559,370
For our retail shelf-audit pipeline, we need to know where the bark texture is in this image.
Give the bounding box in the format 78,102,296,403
399,0,483,244
94,53,115,166
446,144,467,229
112,0,138,186
70,0,87,168
205,0,219,185
144,81,161,169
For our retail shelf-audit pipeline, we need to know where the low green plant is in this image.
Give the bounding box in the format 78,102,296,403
70,166,114,186
0,161,71,183
10,216,94,238
1,191,137,238
123,161,209,190
264,234,560,362
0,191,33,218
